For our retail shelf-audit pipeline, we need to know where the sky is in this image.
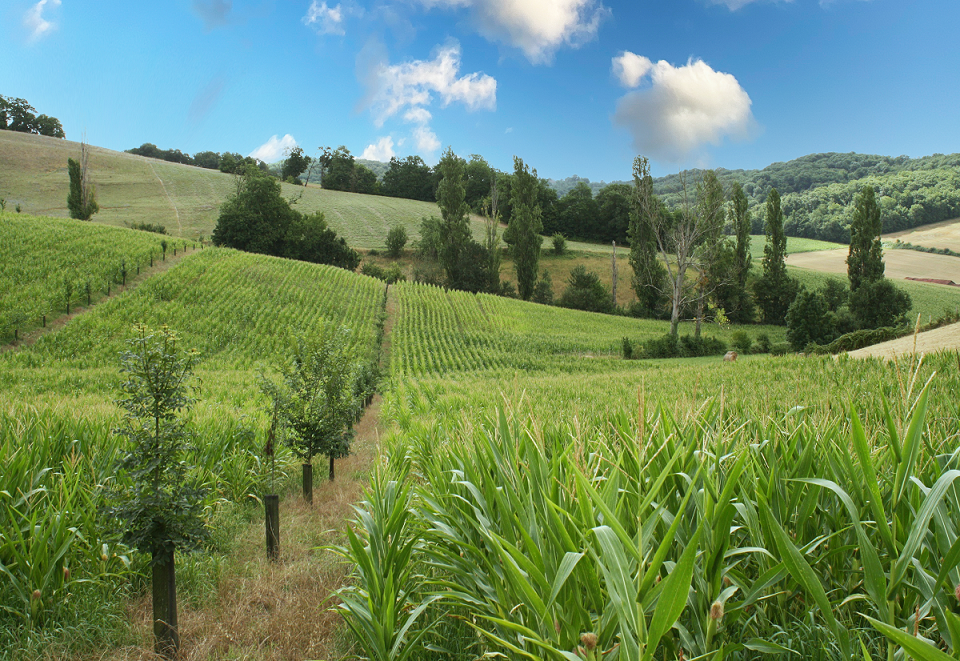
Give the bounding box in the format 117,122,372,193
4,0,960,181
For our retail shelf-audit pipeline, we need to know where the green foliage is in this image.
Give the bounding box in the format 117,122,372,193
769,341,792,355
436,148,472,284
260,326,359,464
849,278,912,329
212,165,359,270
847,185,884,291
531,270,554,305
786,289,836,351
67,157,98,221
731,330,752,354
381,155,437,202
280,146,312,183
754,189,799,324
362,262,406,284
506,157,543,300
635,332,727,358
0,95,64,138
127,221,167,235
720,182,755,323
558,265,614,314
551,232,567,255
385,225,408,258
628,156,670,318
107,325,208,562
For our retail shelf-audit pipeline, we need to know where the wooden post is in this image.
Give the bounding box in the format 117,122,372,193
265,495,280,560
42,315,45,328
611,241,618,306
329,454,335,482
302,463,313,504
152,550,179,659
13,329,18,344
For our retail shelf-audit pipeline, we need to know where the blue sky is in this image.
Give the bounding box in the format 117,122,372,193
4,0,959,181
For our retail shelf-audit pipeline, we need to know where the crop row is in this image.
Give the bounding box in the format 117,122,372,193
0,212,177,340
5,247,387,370
343,349,960,659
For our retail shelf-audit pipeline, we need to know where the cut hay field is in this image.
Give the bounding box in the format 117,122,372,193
847,321,960,359
886,216,960,251
0,131,484,248
786,246,960,284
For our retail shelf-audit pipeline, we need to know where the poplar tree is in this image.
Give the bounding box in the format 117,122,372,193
435,147,472,285
505,156,543,300
753,189,797,324
627,156,668,318
847,185,884,291
67,140,98,220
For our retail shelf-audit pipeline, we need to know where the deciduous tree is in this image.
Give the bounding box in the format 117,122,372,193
435,148,472,284
753,189,798,324
505,156,543,300
628,157,669,319
67,140,98,220
847,184,884,291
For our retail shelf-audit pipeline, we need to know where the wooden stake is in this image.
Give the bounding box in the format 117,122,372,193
302,463,313,504
152,550,179,659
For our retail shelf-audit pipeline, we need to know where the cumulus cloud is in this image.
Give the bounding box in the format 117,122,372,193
192,0,232,30
361,136,396,161
359,40,495,156
249,134,298,162
418,0,609,63
303,1,344,35
24,0,60,41
612,54,757,164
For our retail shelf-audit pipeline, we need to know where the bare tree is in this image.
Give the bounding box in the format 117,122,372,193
632,157,728,337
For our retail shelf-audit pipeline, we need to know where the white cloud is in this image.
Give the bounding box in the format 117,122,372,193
612,52,653,88
404,107,433,124
361,136,396,161
706,0,871,9
24,0,60,41
414,126,441,152
418,0,609,64
303,1,344,36
249,134,298,162
612,54,757,164
365,41,496,126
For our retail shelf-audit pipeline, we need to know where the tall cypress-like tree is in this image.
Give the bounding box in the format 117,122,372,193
435,147,472,286
505,156,543,300
693,170,728,337
847,185,884,291
714,182,755,323
67,140,98,220
753,189,797,324
628,156,668,317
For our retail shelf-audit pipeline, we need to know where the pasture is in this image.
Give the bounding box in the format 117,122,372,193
886,216,960,252
786,246,960,283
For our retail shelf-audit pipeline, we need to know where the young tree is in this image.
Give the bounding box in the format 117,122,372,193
504,156,543,300
753,189,798,324
67,140,98,220
385,225,408,258
628,157,669,319
435,147,472,285
692,170,728,337
558,265,614,314
262,326,358,499
482,179,503,293
108,325,207,659
713,182,755,323
847,184,884,292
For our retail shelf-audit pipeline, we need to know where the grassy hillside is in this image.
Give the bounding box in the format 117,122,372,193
0,131,477,248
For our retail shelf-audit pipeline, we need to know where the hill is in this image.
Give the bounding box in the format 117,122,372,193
0,131,476,248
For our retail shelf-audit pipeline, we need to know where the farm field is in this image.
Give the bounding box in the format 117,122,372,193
886,216,960,252
848,320,960,359
786,245,960,283
748,234,843,261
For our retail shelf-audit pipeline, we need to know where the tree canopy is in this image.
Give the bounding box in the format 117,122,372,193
0,95,64,138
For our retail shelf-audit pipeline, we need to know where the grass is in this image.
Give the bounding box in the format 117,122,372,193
0,131,483,248
0,211,177,341
748,234,844,261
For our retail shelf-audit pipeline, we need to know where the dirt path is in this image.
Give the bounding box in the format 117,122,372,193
848,322,960,359
1,245,200,353
80,276,399,661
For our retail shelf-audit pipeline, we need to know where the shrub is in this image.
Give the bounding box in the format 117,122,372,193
558,265,613,314
786,289,838,351
731,330,752,355
621,336,633,359
386,225,408,258
385,263,406,284
532,270,554,305
849,279,912,329
755,333,771,354
128,221,168,235
361,263,387,281
637,334,727,359
770,342,792,356
552,233,567,256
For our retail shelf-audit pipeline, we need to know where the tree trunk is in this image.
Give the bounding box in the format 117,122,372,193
611,241,618,305
695,288,704,339
265,494,280,560
329,454,335,482
152,549,179,659
302,462,313,504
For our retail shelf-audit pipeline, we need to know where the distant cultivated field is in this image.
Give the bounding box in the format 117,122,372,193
848,322,960,359
886,217,960,251
0,130,487,247
786,247,960,283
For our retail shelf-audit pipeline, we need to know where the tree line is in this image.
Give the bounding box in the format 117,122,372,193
125,143,270,175
0,95,64,138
